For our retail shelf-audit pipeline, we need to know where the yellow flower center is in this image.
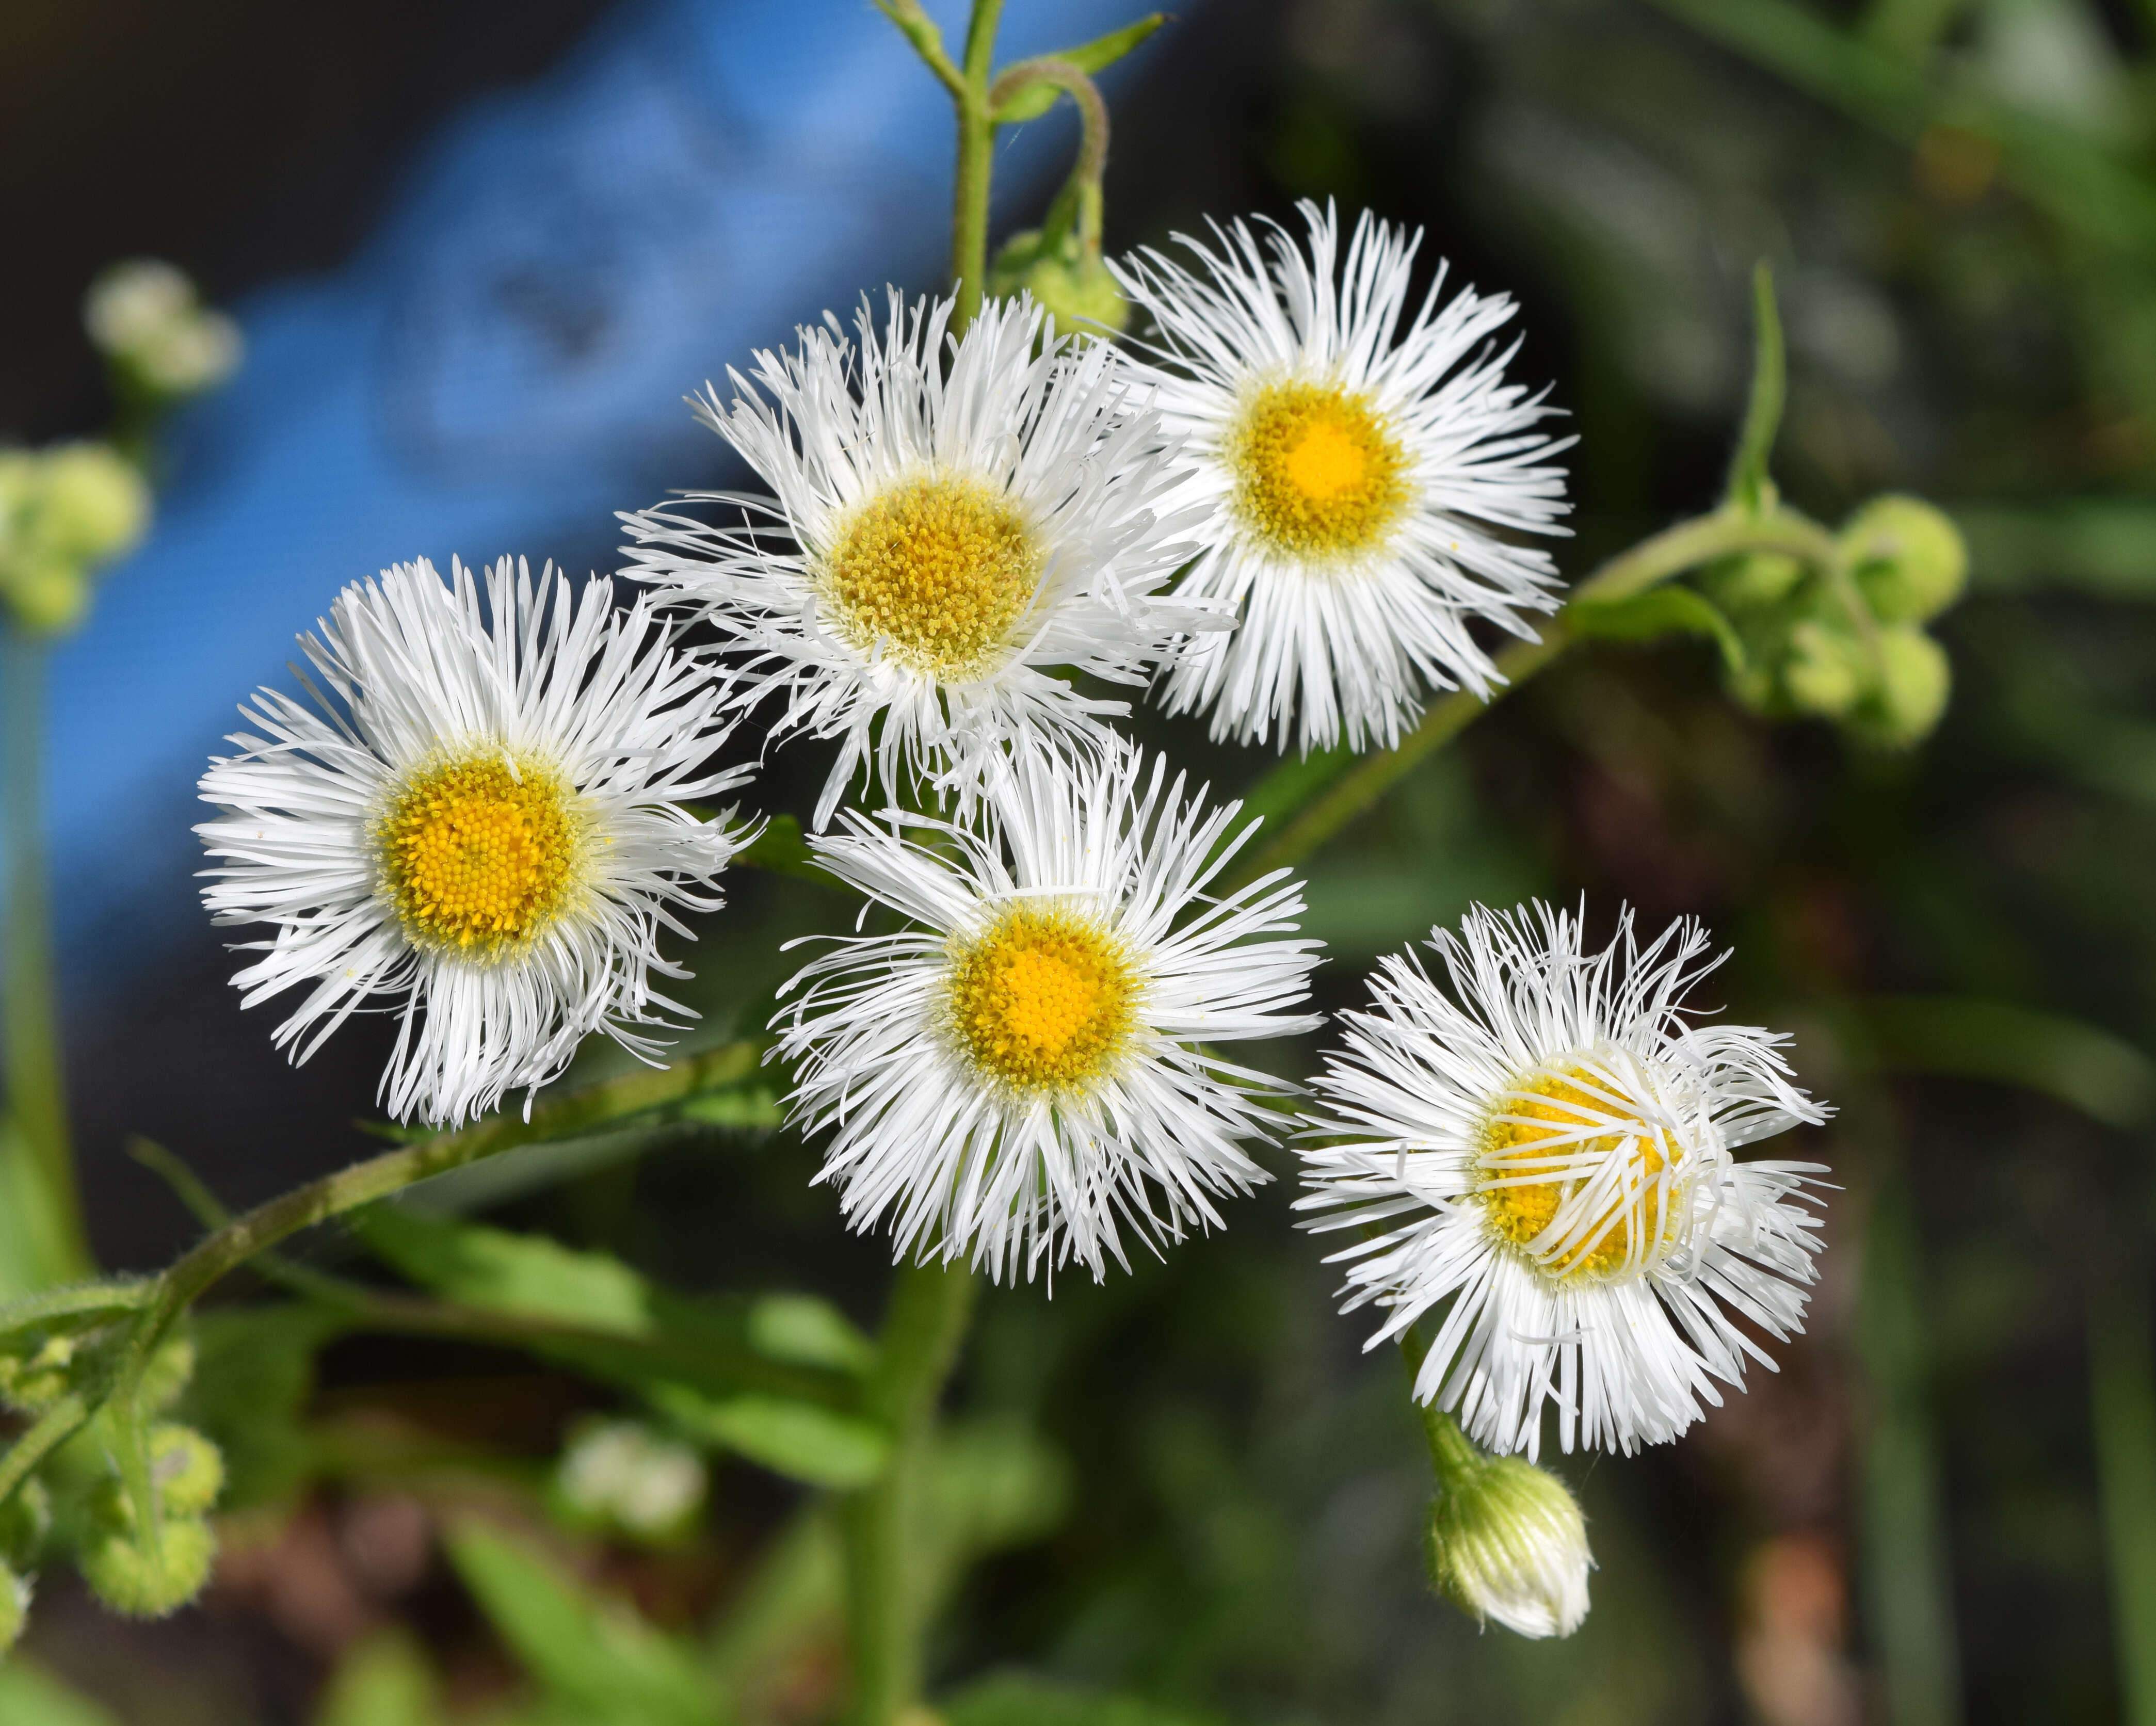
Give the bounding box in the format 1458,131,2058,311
375,754,585,956
947,905,1136,1091
820,473,1045,680
1227,380,1411,561
1478,1064,1679,1280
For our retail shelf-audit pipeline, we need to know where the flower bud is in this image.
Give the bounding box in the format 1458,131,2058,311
34,442,150,566
1426,1454,1592,1639
1841,495,1967,624
5,557,93,635
85,260,243,398
150,1425,226,1517
988,230,1130,338
554,1418,706,1541
0,1333,80,1413
1702,550,1806,609
137,1332,197,1413
78,1515,216,1619
1781,619,1870,718
1851,624,1951,749
0,1478,53,1567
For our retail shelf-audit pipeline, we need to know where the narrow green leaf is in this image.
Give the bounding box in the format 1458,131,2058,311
1855,995,2156,1130
648,1385,890,1490
1567,585,1747,672
748,1293,874,1375
1726,260,1785,513
314,1630,445,1726
444,1520,719,1726
989,14,1167,123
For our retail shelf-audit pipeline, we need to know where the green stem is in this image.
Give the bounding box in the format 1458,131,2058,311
2090,1266,2156,1726
2,624,91,1281
988,59,1112,265
844,1259,979,1726
1228,503,1843,887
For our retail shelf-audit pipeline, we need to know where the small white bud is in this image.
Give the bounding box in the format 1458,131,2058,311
84,259,243,397
1426,1452,1593,1639
555,1419,706,1539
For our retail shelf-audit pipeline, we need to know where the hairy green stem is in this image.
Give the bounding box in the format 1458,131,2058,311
990,58,1112,265
844,1259,979,1726
947,0,1007,328
1229,502,1843,886
2,625,92,1281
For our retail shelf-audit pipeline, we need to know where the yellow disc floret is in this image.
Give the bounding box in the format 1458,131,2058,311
820,473,1045,680
947,905,1137,1091
375,753,585,957
1227,379,1411,561
1478,1064,1679,1280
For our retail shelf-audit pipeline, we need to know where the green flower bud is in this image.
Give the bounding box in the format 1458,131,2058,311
0,1560,29,1655
150,1425,226,1518
1851,624,1951,749
5,557,93,635
78,1515,216,1619
1426,1454,1592,1639
1701,550,1807,609
1782,619,1870,718
1841,494,1967,624
35,442,150,566
0,1333,80,1413
987,229,1130,338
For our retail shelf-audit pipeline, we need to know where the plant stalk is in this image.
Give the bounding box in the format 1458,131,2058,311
2,624,92,1281
844,1259,979,1726
1230,502,1843,885
2090,1265,2156,1726
947,0,1007,329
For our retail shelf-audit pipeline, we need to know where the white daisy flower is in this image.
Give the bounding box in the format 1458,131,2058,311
197,556,750,1127
620,290,1209,829
772,738,1323,1284
1297,903,1830,1458
1112,200,1572,755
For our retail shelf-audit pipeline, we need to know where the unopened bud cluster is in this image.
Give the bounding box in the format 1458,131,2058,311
1707,495,1967,748
0,1319,224,1637
0,443,150,634
551,1417,707,1543
85,260,244,401
987,227,1130,337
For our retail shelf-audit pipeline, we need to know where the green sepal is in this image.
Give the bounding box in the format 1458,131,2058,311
1566,585,1747,673
990,15,1167,122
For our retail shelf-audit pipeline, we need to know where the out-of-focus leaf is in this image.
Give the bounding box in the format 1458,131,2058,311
943,1672,1222,1726
990,15,1166,122
0,1119,90,1299
0,1660,122,1726
179,1304,347,1510
704,1503,844,1714
314,1630,445,1726
444,1520,719,1726
1567,585,1746,672
1854,995,2156,1130
923,1418,1072,1596
747,1294,874,1375
647,1385,889,1490
731,814,839,886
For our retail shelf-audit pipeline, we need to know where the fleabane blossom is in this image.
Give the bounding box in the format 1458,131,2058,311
197,556,751,1126
1112,200,1571,756
620,290,1210,827
1298,904,1830,1458
772,739,1322,1284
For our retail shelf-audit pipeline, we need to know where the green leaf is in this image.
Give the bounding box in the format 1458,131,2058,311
731,814,840,887
444,1520,720,1726
314,1630,445,1726
990,14,1167,122
0,1660,123,1726
944,1672,1222,1726
923,1419,1071,1595
357,1206,652,1333
1853,995,2156,1131
179,1305,348,1510
747,1294,874,1374
1566,585,1747,672
1725,261,1786,513
647,1385,889,1490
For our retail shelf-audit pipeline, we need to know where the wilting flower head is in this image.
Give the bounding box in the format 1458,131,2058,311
197,557,750,1125
621,289,1209,828
773,738,1322,1283
1298,903,1830,1457
1112,200,1571,756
